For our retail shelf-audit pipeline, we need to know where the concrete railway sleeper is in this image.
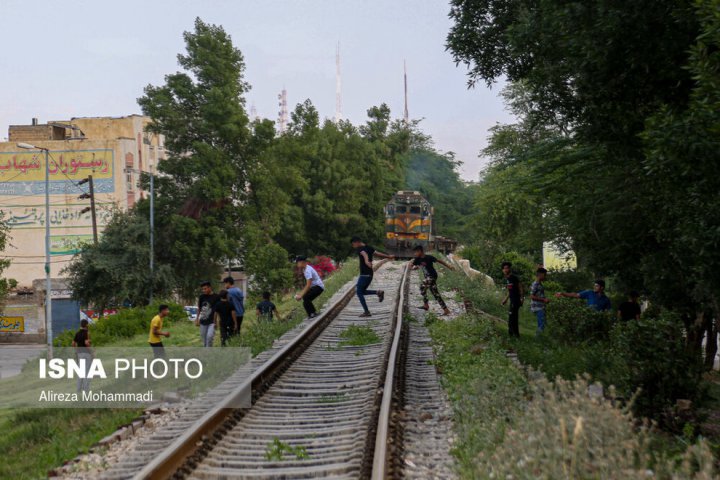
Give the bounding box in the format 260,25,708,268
114,260,409,480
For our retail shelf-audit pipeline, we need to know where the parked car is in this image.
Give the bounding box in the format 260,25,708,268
184,306,198,322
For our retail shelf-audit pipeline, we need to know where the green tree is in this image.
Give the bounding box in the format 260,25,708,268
135,18,259,299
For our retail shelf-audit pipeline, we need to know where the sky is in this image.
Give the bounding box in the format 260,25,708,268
0,0,514,181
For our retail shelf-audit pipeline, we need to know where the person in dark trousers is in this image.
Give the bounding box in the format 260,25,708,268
350,236,394,317
223,276,245,336
149,304,171,358
257,291,281,322
555,280,612,312
530,267,550,335
411,245,453,316
215,290,238,346
72,319,92,392
197,281,220,347
618,291,642,321
501,261,524,338
295,256,325,318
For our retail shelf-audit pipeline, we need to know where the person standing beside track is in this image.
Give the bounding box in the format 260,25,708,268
295,256,325,318
149,304,171,358
501,261,524,338
223,276,245,336
410,245,452,316
72,319,93,392
197,281,220,347
350,236,394,318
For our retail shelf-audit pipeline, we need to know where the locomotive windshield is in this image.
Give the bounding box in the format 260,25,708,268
396,205,407,213
410,206,421,214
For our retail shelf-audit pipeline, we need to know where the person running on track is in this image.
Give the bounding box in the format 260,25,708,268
350,236,394,317
294,256,325,318
410,245,453,316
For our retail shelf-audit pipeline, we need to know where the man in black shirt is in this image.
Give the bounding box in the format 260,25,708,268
501,261,524,338
351,236,394,317
72,319,92,392
618,291,642,321
197,281,220,347
256,291,280,321
215,290,238,346
411,245,453,316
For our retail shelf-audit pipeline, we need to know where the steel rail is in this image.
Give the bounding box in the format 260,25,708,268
133,259,390,480
371,261,410,479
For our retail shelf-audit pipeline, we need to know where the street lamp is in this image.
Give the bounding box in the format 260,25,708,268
17,142,53,357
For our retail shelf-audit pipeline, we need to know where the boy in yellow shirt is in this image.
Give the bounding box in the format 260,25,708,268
149,304,171,358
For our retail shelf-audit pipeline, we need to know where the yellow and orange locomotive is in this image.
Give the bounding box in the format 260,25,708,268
383,190,457,258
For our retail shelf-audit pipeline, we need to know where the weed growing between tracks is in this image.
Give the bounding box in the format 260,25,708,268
265,437,309,461
338,324,381,347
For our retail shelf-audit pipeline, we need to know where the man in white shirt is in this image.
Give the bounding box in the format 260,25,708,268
294,256,325,318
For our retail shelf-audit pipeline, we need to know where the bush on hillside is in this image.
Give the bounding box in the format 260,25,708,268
610,312,703,423
547,297,615,343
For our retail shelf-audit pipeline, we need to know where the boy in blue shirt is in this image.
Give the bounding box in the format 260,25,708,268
555,279,611,312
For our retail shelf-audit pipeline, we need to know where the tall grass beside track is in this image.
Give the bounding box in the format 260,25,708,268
431,268,716,479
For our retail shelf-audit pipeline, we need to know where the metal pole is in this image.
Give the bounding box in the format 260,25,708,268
149,172,154,305
89,175,98,245
44,148,53,358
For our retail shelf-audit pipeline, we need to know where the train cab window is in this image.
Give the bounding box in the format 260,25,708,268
410,206,421,214
396,206,407,213
386,205,395,216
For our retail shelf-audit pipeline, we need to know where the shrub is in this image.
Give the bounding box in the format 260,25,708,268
610,312,703,422
53,302,186,347
547,297,615,343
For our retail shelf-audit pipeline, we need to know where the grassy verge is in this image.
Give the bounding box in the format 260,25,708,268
0,260,359,479
433,269,716,478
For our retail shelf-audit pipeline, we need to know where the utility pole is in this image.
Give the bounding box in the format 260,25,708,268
149,172,154,304
124,167,155,304
78,176,98,245
17,143,53,357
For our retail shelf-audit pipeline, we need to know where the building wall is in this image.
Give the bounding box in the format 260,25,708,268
0,115,164,288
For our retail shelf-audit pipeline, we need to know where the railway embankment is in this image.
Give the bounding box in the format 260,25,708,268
430,266,716,478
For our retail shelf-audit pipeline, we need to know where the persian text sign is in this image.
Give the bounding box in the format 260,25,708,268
0,317,25,332
50,234,94,255
3,204,113,229
0,149,114,196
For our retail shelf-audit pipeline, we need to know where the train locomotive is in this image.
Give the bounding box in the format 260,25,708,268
383,190,457,258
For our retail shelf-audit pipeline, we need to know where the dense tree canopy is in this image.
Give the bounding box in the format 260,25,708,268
448,0,720,342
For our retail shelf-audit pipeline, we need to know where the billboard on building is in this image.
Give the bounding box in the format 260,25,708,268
0,149,114,196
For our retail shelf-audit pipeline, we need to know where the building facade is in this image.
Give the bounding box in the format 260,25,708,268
0,115,164,342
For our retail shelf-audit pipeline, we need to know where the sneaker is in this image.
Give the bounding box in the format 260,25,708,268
377,291,385,303
359,312,372,318
309,312,317,318
420,304,429,311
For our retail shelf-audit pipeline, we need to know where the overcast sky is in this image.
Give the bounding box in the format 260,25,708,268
0,0,514,180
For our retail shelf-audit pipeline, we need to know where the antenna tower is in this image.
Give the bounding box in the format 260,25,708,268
277,89,288,133
403,60,409,125
335,42,342,122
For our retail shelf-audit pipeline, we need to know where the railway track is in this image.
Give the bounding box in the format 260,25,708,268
112,260,409,479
